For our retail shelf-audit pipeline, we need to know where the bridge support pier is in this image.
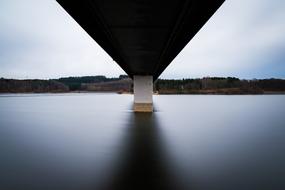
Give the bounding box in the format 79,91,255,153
133,75,153,112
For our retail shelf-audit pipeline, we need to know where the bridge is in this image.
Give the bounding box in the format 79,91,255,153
56,0,225,112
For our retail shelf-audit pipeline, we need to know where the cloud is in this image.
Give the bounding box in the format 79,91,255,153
161,0,285,79
0,0,124,79
0,0,284,79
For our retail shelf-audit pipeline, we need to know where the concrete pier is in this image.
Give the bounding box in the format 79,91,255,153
133,75,153,112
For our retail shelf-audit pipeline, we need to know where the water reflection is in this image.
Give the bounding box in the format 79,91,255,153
1,94,285,190
102,112,179,190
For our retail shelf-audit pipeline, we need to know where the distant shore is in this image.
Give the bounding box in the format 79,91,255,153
1,91,285,95
1,75,285,95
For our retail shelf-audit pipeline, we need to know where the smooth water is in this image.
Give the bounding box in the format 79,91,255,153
0,93,284,190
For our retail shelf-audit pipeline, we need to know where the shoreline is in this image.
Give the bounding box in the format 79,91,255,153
1,91,285,95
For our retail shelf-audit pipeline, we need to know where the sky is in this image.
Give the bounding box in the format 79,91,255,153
0,0,284,79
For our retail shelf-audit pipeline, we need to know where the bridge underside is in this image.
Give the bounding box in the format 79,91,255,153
57,0,224,111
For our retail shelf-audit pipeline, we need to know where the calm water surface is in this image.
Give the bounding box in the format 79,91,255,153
0,93,284,190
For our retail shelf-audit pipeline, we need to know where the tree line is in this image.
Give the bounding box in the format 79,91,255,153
1,76,285,94
155,77,285,94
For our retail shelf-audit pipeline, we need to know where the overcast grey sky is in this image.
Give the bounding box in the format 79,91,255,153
0,0,284,79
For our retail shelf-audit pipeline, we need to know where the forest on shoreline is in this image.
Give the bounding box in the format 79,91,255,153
1,75,285,94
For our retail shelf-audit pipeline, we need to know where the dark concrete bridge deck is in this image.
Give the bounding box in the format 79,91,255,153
56,0,224,80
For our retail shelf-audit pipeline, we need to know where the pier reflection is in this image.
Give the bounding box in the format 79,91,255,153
101,112,180,190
